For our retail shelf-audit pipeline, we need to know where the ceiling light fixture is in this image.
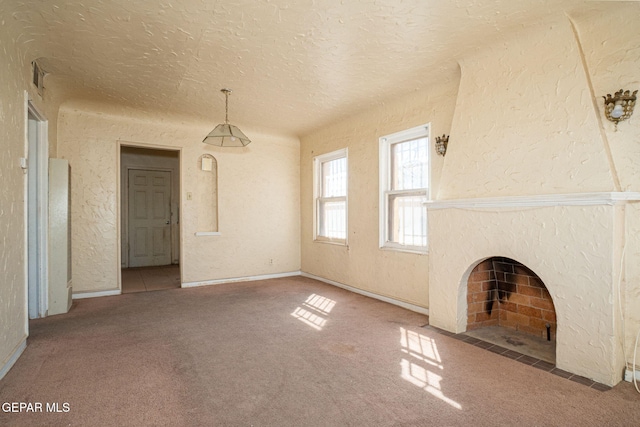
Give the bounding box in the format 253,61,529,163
603,89,637,130
203,88,251,147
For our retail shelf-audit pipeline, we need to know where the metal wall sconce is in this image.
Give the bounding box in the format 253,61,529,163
435,134,449,156
603,89,637,130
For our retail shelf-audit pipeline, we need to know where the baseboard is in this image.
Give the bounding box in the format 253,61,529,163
300,272,429,315
72,289,121,299
182,271,302,288
624,368,640,382
0,337,27,381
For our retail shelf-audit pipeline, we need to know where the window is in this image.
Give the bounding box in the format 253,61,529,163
380,124,429,252
313,148,348,244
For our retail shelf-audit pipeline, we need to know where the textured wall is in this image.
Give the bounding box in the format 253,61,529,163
428,205,622,385
57,102,300,292
0,4,30,372
570,3,640,373
427,11,640,385
0,3,64,374
438,17,616,200
299,80,459,308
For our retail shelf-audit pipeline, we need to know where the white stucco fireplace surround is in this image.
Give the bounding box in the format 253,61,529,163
427,192,640,386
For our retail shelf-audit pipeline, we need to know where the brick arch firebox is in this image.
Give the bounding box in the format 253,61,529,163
466,257,557,355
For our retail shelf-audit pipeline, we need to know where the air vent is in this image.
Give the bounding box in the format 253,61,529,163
31,60,45,97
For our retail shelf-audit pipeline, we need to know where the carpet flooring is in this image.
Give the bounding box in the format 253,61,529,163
1,276,639,426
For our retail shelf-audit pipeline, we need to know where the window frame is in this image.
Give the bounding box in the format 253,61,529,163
379,124,430,254
313,148,348,246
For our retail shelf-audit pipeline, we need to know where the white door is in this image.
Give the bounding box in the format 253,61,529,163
128,169,172,267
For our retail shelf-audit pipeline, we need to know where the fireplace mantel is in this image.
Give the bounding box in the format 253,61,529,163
426,192,640,210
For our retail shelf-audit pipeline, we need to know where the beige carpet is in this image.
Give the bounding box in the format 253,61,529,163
1,276,638,426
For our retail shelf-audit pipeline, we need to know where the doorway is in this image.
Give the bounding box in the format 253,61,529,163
27,101,48,319
120,146,180,293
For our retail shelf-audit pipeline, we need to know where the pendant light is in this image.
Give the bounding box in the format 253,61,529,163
203,88,251,147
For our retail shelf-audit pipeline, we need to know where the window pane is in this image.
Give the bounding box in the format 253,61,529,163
389,194,426,247
391,138,428,191
322,157,347,197
319,199,346,239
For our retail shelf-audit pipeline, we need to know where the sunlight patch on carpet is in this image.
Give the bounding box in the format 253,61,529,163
291,294,336,331
400,328,462,410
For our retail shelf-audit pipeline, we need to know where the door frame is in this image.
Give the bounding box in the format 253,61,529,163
117,142,182,287
24,94,49,321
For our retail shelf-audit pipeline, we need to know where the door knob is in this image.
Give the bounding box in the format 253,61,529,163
166,221,170,224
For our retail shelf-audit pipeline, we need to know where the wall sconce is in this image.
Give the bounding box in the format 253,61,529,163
199,154,215,171
603,89,637,130
435,134,449,156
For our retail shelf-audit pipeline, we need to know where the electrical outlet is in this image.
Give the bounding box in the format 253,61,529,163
269,258,273,265
187,192,192,200
624,368,640,382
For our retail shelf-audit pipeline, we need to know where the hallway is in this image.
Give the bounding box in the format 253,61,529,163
121,265,180,293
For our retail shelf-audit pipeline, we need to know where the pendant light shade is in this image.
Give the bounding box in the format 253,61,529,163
203,88,251,147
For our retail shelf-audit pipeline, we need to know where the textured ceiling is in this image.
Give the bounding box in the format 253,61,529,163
6,0,601,136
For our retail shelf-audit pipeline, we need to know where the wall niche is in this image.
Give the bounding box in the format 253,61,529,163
196,154,218,232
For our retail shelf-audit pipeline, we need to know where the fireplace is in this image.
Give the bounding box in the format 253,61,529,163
466,257,557,361
426,192,640,386
466,257,556,340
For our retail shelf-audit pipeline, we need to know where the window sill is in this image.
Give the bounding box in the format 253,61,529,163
380,245,428,255
314,238,348,247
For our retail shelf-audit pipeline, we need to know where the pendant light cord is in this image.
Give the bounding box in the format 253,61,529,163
221,88,231,124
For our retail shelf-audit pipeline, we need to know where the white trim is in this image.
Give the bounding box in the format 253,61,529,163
182,271,302,288
301,272,429,315
23,91,29,332
624,368,640,382
25,95,49,322
195,231,221,236
379,123,430,253
0,338,27,381
380,124,430,144
117,142,183,281
379,245,428,256
313,237,348,246
72,289,121,299
313,148,348,245
425,192,640,210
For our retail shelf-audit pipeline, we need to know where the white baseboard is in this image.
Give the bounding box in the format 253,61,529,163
72,289,121,299
182,271,302,288
70,270,428,320
0,337,27,381
301,272,429,315
624,368,640,382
